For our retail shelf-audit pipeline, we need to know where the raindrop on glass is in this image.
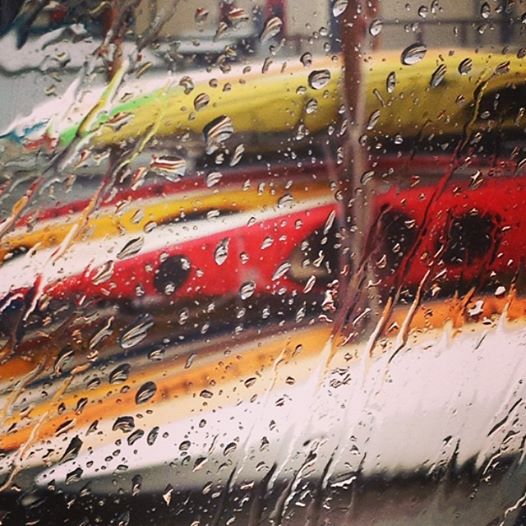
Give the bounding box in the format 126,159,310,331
132,474,143,496
240,281,256,299
430,64,447,87
366,109,381,130
418,5,428,18
260,16,283,42
332,0,348,17
227,7,249,25
117,236,144,260
179,76,194,94
194,93,210,111
369,19,383,37
195,8,209,23
272,262,291,281
308,69,331,90
401,43,427,65
136,381,157,404
480,2,490,19
109,363,131,384
113,416,135,433
163,484,174,505
214,238,230,266
306,98,318,114
386,71,396,93
204,115,234,154
300,52,313,67
206,171,223,187
120,318,154,350
458,58,473,75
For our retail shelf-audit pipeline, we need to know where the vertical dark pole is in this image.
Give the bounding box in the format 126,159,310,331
335,0,378,340
341,0,367,294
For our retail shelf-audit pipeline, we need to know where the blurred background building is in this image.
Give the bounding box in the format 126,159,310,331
133,0,525,54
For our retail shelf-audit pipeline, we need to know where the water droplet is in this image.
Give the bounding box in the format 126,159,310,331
147,426,159,445
377,254,387,268
495,61,510,75
206,171,222,187
260,16,283,42
204,115,234,154
430,63,447,87
87,420,98,434
458,58,473,75
480,2,490,18
120,318,154,349
54,348,74,376
116,511,130,526
132,474,142,496
117,236,144,260
193,457,207,471
87,378,100,390
200,389,213,398
214,238,230,266
89,318,114,350
468,300,484,317
195,8,209,23
300,52,313,67
240,281,256,300
128,429,144,446
244,377,256,388
308,69,331,90
324,210,336,235
304,275,316,293
361,170,374,184
306,98,318,114
228,7,249,25
369,19,383,37
75,398,88,414
224,442,237,455
230,144,244,166
272,262,291,281
261,236,274,250
148,346,165,361
332,0,348,17
277,193,295,208
179,440,191,451
179,76,194,94
109,363,131,384
150,155,187,180
113,416,135,433
366,109,381,130
194,93,210,111
65,467,83,485
59,436,83,464
215,21,229,40
401,43,427,65
386,71,396,93
163,484,174,505
91,260,114,285
495,285,506,297
136,381,157,404
418,5,428,18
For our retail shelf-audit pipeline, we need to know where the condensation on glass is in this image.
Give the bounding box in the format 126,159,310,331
0,1,525,525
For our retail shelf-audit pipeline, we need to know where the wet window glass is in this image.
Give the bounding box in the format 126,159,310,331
0,1,525,525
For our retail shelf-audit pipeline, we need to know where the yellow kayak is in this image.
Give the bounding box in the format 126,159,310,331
52,49,526,149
